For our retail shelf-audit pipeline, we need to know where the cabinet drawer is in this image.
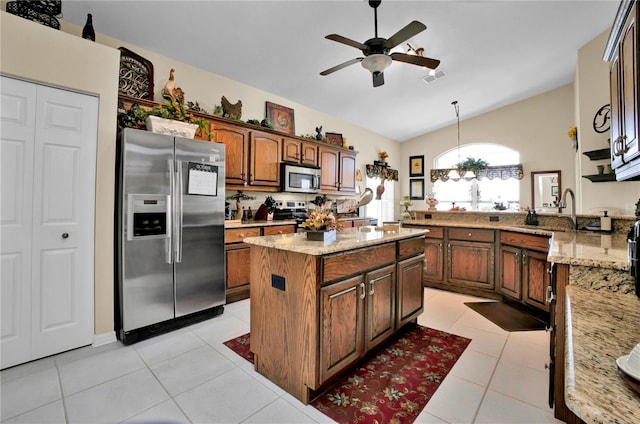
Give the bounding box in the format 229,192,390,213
225,227,260,244
263,225,296,236
500,231,550,252
323,243,396,282
423,226,444,239
448,227,495,242
398,236,425,259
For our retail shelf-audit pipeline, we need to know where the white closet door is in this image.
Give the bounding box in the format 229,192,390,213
1,77,36,368
0,76,98,369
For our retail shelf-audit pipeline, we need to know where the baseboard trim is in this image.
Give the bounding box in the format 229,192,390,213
93,331,117,347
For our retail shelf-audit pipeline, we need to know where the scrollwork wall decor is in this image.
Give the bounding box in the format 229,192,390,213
593,104,611,134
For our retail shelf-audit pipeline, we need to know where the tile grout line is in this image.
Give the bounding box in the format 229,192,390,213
470,331,510,423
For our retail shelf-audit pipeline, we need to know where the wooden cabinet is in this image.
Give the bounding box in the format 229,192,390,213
212,123,281,190
320,274,365,382
447,228,495,290
319,146,357,194
498,231,551,313
396,255,425,328
249,130,281,188
364,264,396,351
607,1,640,181
210,122,249,186
421,226,445,285
283,137,318,166
224,224,295,302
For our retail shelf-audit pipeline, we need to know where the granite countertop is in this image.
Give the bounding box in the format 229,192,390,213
243,227,428,256
549,231,629,271
404,219,562,236
225,220,297,229
564,286,640,423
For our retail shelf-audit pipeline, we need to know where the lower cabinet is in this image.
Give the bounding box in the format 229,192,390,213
397,255,425,327
225,224,295,303
498,231,551,313
422,227,445,284
448,239,495,290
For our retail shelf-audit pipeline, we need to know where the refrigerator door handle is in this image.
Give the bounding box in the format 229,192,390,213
175,159,184,263
166,159,174,264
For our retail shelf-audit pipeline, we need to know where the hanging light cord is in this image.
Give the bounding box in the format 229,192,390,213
452,100,460,164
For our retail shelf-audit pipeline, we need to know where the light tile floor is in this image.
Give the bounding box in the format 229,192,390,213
1,288,562,423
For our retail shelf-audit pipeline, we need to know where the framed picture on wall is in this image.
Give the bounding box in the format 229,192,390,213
409,155,424,177
410,178,425,200
266,101,295,135
551,185,558,196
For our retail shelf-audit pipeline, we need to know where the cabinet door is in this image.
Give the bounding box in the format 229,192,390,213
621,7,639,163
610,52,625,170
319,146,339,193
365,265,396,351
212,122,249,185
522,249,551,312
339,151,357,193
282,138,301,163
301,141,318,166
225,244,251,289
397,255,425,328
320,275,365,383
498,245,522,300
250,131,281,187
423,238,445,284
448,240,495,289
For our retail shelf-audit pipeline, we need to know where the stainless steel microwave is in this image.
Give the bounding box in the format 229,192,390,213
281,163,321,193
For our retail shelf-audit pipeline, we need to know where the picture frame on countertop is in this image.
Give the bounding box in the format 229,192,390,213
325,132,343,146
266,101,295,135
118,47,154,101
410,178,424,200
410,155,424,177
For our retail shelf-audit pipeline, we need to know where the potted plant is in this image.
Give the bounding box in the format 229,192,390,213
301,209,342,242
144,98,213,139
455,157,489,178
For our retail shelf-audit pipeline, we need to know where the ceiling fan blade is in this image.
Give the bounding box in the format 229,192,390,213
320,58,364,76
383,21,427,49
372,71,385,87
325,34,368,51
390,52,440,69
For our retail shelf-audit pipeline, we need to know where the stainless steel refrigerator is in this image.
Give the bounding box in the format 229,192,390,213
116,128,225,344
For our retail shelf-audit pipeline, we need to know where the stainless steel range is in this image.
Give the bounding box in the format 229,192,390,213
272,200,307,226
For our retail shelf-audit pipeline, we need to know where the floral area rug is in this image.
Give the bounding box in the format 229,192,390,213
223,325,470,424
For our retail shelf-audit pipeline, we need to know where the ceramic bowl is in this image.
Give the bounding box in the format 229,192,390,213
627,343,640,374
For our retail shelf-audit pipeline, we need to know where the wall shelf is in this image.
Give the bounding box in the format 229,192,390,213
582,173,616,182
582,148,610,161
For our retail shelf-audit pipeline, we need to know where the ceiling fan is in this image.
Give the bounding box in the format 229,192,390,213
320,0,440,87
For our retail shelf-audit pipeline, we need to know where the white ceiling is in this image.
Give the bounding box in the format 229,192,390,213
61,0,619,142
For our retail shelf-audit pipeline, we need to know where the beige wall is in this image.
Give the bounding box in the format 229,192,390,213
1,12,120,336
1,12,399,336
400,84,577,211
574,30,640,215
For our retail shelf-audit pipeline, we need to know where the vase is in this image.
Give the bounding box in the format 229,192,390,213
145,116,198,139
306,229,336,243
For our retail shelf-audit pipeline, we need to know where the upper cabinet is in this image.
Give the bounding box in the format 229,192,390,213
249,130,281,188
210,121,249,186
319,146,357,194
605,0,639,181
283,137,318,167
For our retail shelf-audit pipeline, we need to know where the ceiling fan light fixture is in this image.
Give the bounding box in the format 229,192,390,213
361,54,392,73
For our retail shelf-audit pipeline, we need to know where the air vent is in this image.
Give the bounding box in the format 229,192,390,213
422,69,447,84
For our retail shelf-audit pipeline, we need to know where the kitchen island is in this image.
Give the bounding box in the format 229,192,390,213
243,227,427,403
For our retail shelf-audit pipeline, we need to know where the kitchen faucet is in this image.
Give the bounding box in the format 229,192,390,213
559,188,578,230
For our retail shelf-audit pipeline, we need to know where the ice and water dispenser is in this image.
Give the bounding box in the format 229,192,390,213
127,194,169,240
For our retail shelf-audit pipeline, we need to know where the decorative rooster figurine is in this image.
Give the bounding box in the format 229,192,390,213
221,96,242,120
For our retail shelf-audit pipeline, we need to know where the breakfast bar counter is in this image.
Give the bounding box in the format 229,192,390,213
564,286,640,424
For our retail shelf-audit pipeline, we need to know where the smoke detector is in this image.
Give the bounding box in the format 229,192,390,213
422,69,447,84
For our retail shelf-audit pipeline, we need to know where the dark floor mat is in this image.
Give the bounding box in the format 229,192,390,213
464,301,547,331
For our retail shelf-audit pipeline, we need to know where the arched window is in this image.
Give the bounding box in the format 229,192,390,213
433,144,520,211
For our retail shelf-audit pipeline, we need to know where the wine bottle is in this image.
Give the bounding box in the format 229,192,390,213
82,14,95,41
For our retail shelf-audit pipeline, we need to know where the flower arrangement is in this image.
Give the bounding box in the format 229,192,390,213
425,196,439,210
301,209,341,232
567,127,577,141
378,151,389,162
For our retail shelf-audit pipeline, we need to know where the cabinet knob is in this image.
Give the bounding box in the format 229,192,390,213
545,286,555,304
360,282,366,299
61,232,69,239
468,232,472,237
278,230,283,234
544,363,550,370
239,233,245,238
545,325,553,333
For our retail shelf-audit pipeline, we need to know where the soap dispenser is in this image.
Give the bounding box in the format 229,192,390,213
600,210,612,232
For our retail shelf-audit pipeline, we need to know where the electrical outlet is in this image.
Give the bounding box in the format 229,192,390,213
271,274,285,291
489,216,499,222
424,214,432,219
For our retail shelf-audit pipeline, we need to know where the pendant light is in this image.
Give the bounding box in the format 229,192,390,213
448,100,461,181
